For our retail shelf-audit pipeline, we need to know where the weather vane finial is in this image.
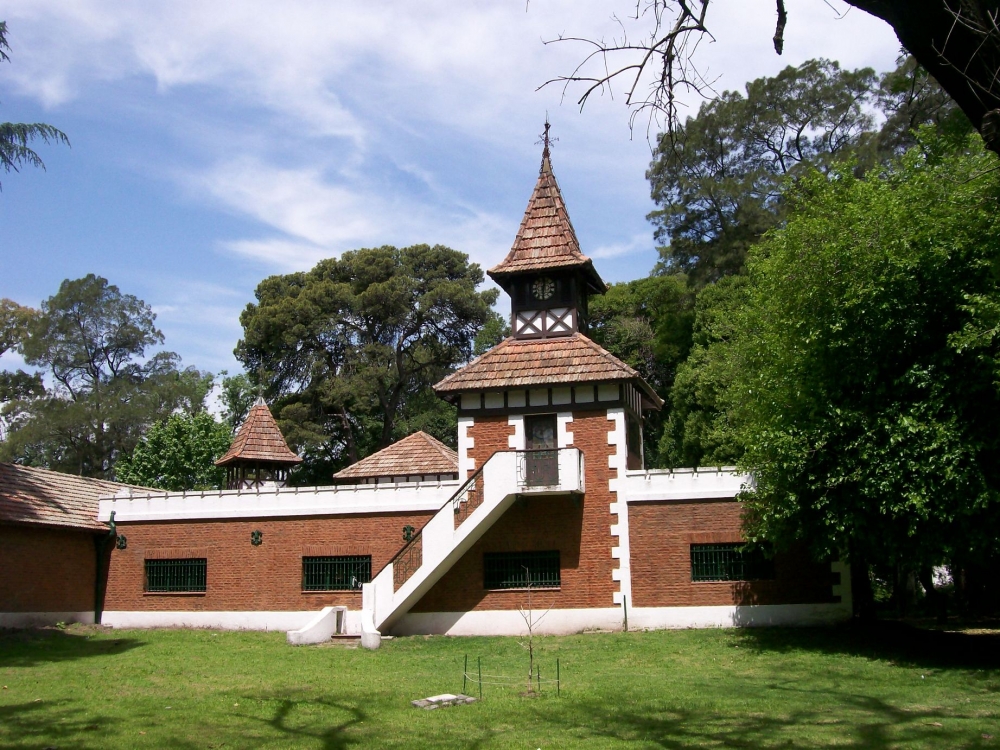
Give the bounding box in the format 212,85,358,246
536,115,557,162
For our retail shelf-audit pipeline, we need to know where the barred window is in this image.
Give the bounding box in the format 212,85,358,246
302,556,371,591
483,551,560,590
145,558,207,592
690,544,774,582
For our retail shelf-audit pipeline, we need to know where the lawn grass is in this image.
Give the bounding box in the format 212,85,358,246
1,623,998,749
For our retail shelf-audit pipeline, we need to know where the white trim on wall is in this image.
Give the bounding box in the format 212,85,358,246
458,416,475,481
507,414,525,450
607,407,632,609
557,412,574,448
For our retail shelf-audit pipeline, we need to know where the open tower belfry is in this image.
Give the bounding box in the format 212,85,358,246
214,397,302,490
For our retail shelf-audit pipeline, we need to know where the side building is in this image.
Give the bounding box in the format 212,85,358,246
96,137,851,639
0,463,136,627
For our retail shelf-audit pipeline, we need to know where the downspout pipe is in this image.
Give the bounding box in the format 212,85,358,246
94,510,116,625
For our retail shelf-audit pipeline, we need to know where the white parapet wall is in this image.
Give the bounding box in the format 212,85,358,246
624,467,750,503
98,479,459,523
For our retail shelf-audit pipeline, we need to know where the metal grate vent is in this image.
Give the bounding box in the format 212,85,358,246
145,558,207,592
690,544,774,582
302,556,371,591
483,550,560,590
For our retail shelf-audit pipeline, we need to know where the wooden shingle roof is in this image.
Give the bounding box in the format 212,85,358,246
0,463,142,532
488,152,605,293
332,431,458,481
434,333,663,408
215,398,302,467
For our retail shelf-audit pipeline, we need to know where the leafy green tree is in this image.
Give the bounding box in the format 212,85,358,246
217,370,257,434
0,298,35,356
589,275,694,464
875,55,973,156
115,411,232,490
549,1,1000,155
725,133,1000,612
1,275,211,477
657,275,747,469
647,57,968,288
648,59,877,286
236,244,495,481
0,22,69,189
473,311,510,357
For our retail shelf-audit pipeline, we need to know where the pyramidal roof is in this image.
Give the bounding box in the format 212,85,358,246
434,332,663,409
215,397,302,467
332,431,458,481
488,145,605,292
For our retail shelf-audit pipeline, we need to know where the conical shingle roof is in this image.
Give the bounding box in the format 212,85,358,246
215,397,302,467
332,431,458,481
488,150,605,293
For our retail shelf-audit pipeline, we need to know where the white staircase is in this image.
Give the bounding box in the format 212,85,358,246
360,448,584,648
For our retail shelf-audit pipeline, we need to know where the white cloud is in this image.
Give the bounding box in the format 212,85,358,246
591,232,652,260
3,0,902,373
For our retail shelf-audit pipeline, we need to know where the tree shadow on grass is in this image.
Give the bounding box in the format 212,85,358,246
0,699,121,750
541,690,994,749
234,695,367,750
0,627,144,668
734,622,1000,670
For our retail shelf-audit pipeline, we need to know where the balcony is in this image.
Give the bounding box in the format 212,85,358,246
516,448,584,494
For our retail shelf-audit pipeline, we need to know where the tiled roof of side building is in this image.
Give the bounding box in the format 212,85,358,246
332,431,458,481
215,397,302,466
433,332,664,409
487,153,605,292
0,462,150,532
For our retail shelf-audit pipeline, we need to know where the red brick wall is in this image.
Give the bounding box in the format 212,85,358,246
468,415,514,469
0,523,97,613
629,500,836,607
413,408,618,612
104,512,432,611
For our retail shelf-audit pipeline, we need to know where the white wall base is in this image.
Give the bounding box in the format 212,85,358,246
101,609,363,633
394,602,850,636
0,611,96,629
394,608,625,636
95,603,847,635
629,603,851,629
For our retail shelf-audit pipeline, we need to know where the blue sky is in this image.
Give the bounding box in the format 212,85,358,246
1,1,898,377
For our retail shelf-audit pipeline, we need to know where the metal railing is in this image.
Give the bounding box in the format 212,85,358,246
392,533,423,591
516,449,560,488
453,466,486,528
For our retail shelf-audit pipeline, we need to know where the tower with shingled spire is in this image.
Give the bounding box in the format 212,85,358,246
488,119,606,339
215,396,302,489
434,123,662,478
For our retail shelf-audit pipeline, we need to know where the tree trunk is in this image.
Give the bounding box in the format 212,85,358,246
917,566,948,624
846,0,1000,153
849,544,877,622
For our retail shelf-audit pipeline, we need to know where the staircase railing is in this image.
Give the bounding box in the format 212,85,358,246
378,461,488,591
372,448,583,594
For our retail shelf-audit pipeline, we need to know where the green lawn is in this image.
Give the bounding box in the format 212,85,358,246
1,623,997,749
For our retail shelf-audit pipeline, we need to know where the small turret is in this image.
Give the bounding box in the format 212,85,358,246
215,397,302,489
